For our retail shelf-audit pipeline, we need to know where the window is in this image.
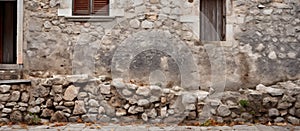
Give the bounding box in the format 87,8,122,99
73,0,109,16
0,1,17,64
200,0,226,41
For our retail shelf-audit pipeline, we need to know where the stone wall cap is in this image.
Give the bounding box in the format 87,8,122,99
0,80,31,84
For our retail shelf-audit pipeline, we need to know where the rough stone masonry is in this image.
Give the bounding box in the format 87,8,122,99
0,0,299,125
0,76,300,125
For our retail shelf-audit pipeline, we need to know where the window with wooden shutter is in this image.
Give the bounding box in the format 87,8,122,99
73,0,109,16
73,0,90,15
200,0,226,41
93,0,109,15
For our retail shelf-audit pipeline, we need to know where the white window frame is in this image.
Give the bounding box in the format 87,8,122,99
0,0,23,69
58,0,124,21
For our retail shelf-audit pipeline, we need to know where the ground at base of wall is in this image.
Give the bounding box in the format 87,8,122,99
0,123,299,131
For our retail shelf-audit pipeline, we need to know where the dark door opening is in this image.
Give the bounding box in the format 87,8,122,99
0,1,17,64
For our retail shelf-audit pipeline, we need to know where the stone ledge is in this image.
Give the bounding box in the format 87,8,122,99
0,80,31,84
65,16,116,22
0,64,22,70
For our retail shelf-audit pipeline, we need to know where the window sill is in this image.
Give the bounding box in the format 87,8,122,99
65,16,116,22
0,64,22,70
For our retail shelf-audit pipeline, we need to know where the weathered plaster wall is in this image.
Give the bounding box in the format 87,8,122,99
23,0,300,91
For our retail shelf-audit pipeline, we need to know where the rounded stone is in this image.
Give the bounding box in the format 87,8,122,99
141,20,154,29
129,19,140,28
89,99,100,107
0,85,11,93
136,87,151,96
9,91,21,102
10,111,22,122
269,108,280,117
122,89,133,96
111,78,126,89
217,105,231,117
137,99,150,106
50,111,68,122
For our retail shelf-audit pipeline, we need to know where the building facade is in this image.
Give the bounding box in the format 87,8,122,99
0,0,299,124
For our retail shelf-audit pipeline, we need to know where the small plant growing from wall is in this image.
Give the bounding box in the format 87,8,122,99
239,99,249,107
27,113,41,125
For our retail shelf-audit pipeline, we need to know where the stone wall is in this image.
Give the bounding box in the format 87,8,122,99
0,76,299,125
21,0,300,91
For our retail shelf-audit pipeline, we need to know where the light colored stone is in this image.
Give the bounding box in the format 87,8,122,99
149,85,161,95
0,85,11,93
136,86,151,96
268,108,280,117
52,85,63,93
256,84,284,96
2,108,12,113
137,99,150,106
268,51,277,60
128,106,138,114
149,96,160,102
63,85,79,101
195,91,209,101
263,9,273,15
122,89,132,96
160,106,167,117
100,84,111,95
142,113,148,121
287,52,297,58
141,20,154,29
0,94,10,102
21,92,29,102
287,116,300,125
44,21,52,29
89,99,100,107
35,98,45,105
98,106,105,114
129,19,140,28
64,102,75,106
28,106,41,114
116,108,127,116
77,92,88,99
111,78,126,89
73,101,86,115
217,105,231,117
148,108,157,118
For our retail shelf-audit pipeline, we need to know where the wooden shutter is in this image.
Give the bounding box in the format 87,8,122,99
93,0,109,16
0,3,3,63
200,0,226,41
73,0,90,15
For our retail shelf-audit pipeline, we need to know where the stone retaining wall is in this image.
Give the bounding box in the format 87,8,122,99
0,76,299,125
